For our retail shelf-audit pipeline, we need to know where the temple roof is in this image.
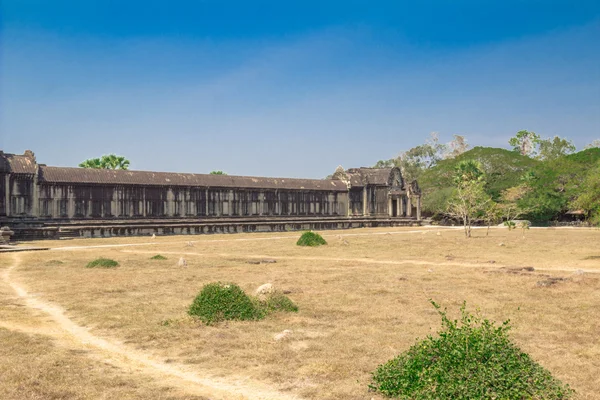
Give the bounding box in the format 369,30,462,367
343,167,395,187
38,166,348,191
0,152,37,174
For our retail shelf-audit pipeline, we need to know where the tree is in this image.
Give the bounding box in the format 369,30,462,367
446,160,492,238
78,158,102,169
210,171,227,175
571,164,600,226
508,130,540,156
373,159,395,168
585,139,600,149
446,135,470,159
79,154,130,170
396,132,448,182
537,136,576,161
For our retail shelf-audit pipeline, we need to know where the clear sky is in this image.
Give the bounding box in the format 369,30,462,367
1,1,599,178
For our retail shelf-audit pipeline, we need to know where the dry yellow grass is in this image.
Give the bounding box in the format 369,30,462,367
2,226,599,399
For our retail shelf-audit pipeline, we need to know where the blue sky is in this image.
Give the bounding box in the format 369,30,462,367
1,1,599,178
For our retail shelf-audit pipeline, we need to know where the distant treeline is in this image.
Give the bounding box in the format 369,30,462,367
373,132,600,226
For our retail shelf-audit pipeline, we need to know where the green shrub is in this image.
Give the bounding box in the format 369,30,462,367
297,231,327,246
262,293,299,313
370,301,573,399
150,254,167,260
85,258,119,268
188,283,264,324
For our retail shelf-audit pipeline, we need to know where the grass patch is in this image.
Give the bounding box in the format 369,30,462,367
370,301,574,399
150,254,167,260
85,258,119,268
188,283,264,325
188,283,298,325
262,292,298,313
296,231,327,246
45,260,64,266
584,255,600,260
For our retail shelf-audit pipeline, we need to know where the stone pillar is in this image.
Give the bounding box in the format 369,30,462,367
111,187,119,217
407,194,412,217
416,195,422,221
67,186,75,218
362,187,368,216
259,191,264,216
398,195,403,216
5,175,10,216
388,196,392,217
142,187,147,217
166,188,174,217
205,189,209,216
32,170,39,217
396,197,402,217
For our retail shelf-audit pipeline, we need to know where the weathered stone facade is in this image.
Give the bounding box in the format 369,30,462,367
0,150,421,239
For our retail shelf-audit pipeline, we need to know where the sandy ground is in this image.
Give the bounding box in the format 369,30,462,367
1,226,599,399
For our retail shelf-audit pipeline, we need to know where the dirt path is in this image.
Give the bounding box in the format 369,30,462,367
122,249,598,275
48,229,432,251
1,253,301,400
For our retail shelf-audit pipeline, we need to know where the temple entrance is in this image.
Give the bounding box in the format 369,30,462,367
392,198,398,217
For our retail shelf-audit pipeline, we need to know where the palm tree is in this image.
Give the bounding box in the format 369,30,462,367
100,154,130,170
79,154,130,170
79,158,102,169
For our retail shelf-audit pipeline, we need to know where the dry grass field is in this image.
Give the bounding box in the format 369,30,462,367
1,226,599,399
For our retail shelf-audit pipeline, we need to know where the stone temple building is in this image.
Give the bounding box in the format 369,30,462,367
0,150,421,239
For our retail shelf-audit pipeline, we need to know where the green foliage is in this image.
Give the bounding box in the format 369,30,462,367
519,148,600,222
210,170,227,175
85,258,119,268
297,231,327,246
150,254,167,260
571,163,600,225
419,147,539,212
79,154,130,170
537,136,576,161
188,283,264,324
504,220,517,230
508,129,541,156
188,283,299,325
453,160,484,185
262,293,298,313
446,162,493,237
370,301,574,399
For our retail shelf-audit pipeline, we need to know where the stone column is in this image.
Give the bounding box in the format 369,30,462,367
205,189,209,216
111,186,119,217
259,191,264,216
407,194,412,217
166,188,174,217
32,170,40,217
398,195,403,216
362,187,368,216
67,186,75,218
416,195,422,221
5,175,10,216
396,197,402,217
388,196,392,217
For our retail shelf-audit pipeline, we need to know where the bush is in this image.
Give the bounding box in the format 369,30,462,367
262,293,298,313
297,231,327,246
85,258,119,268
188,283,264,324
150,254,167,260
370,301,573,399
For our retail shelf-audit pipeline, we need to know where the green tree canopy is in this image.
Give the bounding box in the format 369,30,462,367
79,154,130,170
209,171,227,175
537,136,576,161
508,130,541,156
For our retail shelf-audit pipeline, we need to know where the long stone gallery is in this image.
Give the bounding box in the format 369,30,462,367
0,150,422,239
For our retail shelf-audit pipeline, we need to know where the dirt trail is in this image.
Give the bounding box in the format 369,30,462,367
1,253,301,400
122,249,599,275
